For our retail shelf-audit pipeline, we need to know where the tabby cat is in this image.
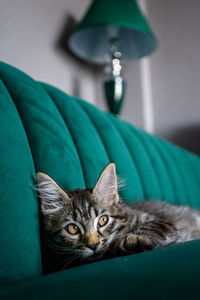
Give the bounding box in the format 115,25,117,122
37,163,200,273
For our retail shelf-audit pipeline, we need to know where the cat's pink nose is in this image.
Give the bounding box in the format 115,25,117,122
88,242,100,251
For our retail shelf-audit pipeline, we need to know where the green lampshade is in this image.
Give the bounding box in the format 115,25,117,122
69,0,157,64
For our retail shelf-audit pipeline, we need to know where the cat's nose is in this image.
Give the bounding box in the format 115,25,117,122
88,242,100,251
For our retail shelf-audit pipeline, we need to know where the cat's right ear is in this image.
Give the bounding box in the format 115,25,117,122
36,172,70,215
92,163,119,207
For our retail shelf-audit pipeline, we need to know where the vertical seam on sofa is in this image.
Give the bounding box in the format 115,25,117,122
156,140,189,205
107,117,152,199
128,126,177,203
1,78,37,172
128,126,176,202
0,79,43,276
75,103,115,162
165,144,193,206
150,138,184,204
188,156,200,183
78,102,145,199
187,155,200,207
41,91,87,188
184,155,200,207
114,122,163,200
79,108,113,162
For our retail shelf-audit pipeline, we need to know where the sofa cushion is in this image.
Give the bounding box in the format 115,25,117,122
1,239,200,300
0,72,42,281
0,61,200,283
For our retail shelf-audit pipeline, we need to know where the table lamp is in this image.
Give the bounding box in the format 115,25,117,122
69,0,157,115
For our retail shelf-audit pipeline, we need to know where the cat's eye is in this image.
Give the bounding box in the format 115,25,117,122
66,223,80,235
98,215,109,227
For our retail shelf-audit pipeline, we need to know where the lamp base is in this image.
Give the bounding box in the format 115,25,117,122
104,77,126,116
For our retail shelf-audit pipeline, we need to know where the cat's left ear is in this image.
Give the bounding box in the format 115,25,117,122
36,172,70,215
92,163,119,206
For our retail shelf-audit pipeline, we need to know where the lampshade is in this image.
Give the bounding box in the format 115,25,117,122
69,0,157,64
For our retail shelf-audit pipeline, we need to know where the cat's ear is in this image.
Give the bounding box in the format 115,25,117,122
92,163,119,206
36,172,70,215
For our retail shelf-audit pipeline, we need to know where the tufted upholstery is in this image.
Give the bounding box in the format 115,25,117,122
0,61,200,299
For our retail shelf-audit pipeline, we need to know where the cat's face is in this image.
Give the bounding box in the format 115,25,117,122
37,163,126,260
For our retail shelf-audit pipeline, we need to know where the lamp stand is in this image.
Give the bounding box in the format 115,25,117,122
103,40,126,116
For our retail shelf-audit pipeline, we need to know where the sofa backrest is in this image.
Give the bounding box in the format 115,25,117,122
0,61,200,281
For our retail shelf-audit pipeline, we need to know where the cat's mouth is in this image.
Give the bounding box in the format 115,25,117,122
81,248,94,258
78,247,103,260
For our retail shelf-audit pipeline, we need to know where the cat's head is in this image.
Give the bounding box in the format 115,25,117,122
37,163,126,260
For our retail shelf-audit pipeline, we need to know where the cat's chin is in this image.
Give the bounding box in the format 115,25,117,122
78,249,104,262
84,254,103,262
81,248,94,259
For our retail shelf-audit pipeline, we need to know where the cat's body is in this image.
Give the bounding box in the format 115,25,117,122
37,163,200,273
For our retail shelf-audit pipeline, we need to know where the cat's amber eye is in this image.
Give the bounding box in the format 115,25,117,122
66,223,80,235
98,215,109,227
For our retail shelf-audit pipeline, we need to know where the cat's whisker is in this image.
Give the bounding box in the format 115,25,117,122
44,236,74,254
54,254,75,270
45,237,65,250
61,254,79,270
46,243,65,253
75,249,86,254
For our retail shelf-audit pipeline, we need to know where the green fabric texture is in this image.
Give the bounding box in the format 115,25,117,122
0,76,42,281
0,61,200,298
1,240,200,300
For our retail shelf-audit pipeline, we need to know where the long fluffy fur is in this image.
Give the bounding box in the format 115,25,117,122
35,181,63,215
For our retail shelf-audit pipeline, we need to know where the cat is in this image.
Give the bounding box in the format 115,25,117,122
36,162,200,273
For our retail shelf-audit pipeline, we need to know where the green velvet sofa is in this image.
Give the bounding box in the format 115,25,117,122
0,61,200,299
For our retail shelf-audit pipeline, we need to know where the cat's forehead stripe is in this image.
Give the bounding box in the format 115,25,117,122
90,206,97,219
68,189,96,221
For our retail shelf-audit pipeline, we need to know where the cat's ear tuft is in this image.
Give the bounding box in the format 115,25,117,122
92,163,119,206
36,172,69,215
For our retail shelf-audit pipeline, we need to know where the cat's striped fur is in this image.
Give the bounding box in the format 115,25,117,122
37,163,200,273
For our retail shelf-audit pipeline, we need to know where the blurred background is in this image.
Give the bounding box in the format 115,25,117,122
0,0,199,154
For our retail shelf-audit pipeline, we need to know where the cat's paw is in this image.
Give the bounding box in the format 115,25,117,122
124,234,155,253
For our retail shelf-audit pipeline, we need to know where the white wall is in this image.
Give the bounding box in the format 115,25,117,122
147,0,200,147
0,0,95,104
